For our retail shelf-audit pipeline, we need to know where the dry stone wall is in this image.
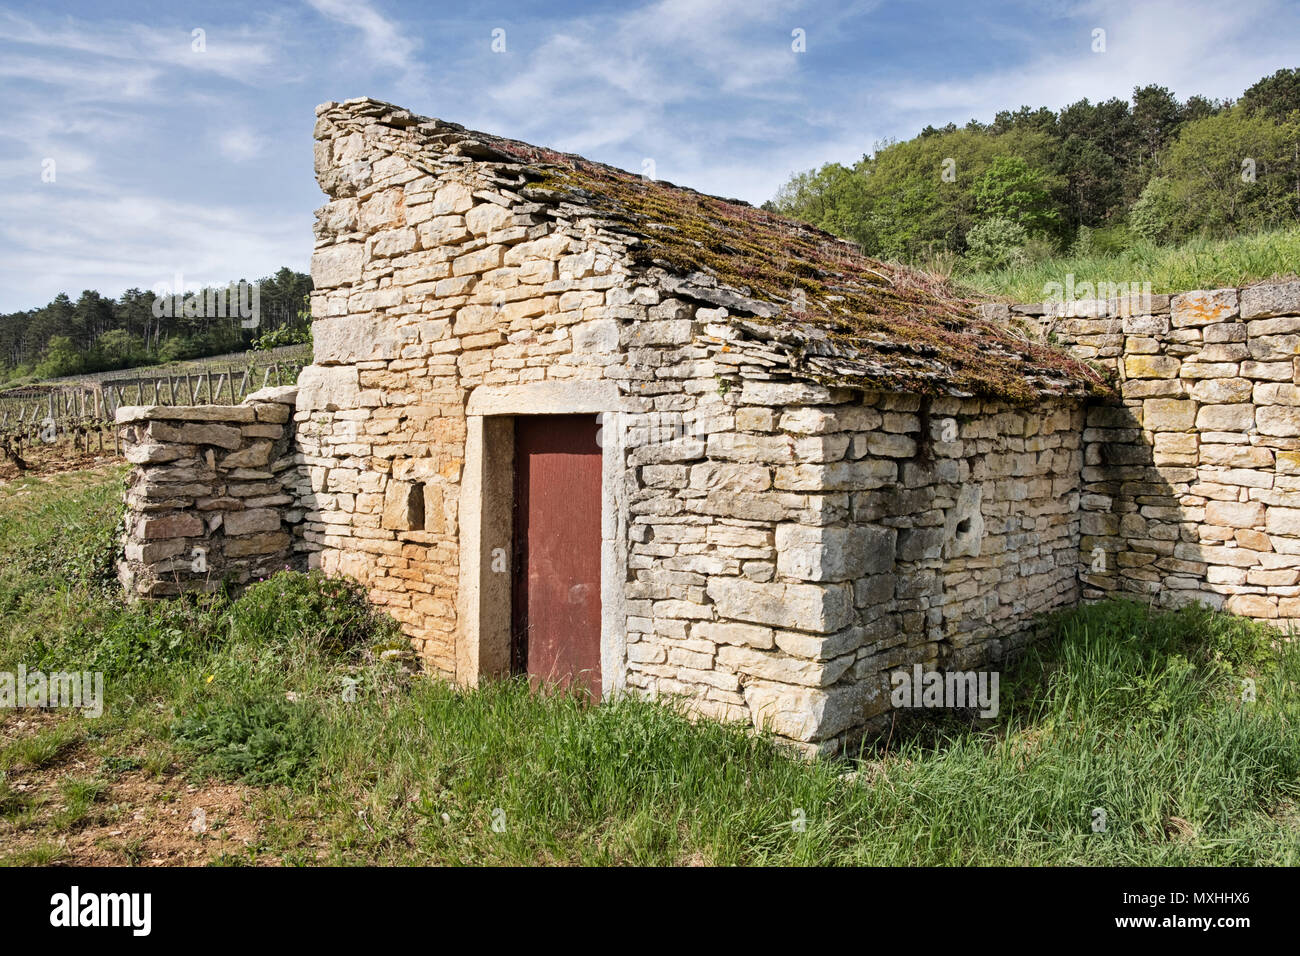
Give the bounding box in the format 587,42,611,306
626,379,1083,752
1019,280,1300,626
117,386,303,596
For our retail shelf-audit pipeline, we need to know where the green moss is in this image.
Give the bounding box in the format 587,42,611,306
490,143,1112,404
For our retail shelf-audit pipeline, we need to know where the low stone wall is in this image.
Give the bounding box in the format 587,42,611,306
117,386,303,597
1019,280,1300,626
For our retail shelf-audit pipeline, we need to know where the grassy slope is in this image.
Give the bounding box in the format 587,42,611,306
954,226,1300,302
1,467,1298,865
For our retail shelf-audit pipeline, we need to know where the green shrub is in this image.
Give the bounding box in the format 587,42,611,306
963,217,1029,270
172,692,321,785
226,570,400,657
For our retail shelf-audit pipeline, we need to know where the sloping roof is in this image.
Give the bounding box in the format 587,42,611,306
321,98,1110,404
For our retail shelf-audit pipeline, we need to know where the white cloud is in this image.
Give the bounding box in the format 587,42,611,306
0,186,308,309
217,127,266,163
873,0,1299,133
0,11,279,91
304,0,419,74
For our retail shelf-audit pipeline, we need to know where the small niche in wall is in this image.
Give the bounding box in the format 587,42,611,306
943,484,983,559
382,479,425,532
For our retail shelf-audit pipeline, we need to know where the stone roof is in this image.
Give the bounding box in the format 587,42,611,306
317,98,1111,404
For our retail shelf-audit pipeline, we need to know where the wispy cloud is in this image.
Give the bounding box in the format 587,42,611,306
217,126,266,163
0,0,1295,312
0,11,279,90
0,186,308,297
304,0,420,75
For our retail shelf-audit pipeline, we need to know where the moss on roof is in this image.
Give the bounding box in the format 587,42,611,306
329,99,1112,404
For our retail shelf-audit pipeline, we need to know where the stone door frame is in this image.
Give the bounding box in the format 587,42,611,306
457,381,629,699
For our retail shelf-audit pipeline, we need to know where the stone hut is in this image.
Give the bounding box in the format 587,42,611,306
119,97,1122,754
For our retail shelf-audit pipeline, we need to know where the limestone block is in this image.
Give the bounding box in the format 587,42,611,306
742,680,880,742
692,621,775,649
1142,398,1197,431
430,181,474,215
1171,288,1238,327
245,386,298,406
706,577,854,633
310,242,365,289
296,365,360,412
1203,323,1247,343
1277,451,1300,475
1122,314,1169,335
117,405,256,425
1265,508,1300,535
689,462,772,492
1179,362,1238,379
1190,378,1251,403
773,626,866,661
1254,383,1300,405
314,314,417,364
1199,444,1272,468
1225,594,1277,618
147,420,243,450
774,460,896,491
1125,355,1180,378
225,531,291,557
740,381,853,406
223,508,282,535
706,433,795,464
624,320,692,346
943,484,984,558
1257,405,1300,437
1241,361,1293,380
774,524,896,581
1204,500,1264,529
125,443,187,464
315,198,358,236
1192,344,1249,362
896,527,945,561
138,513,203,539
219,441,273,469
1247,334,1300,362
1240,280,1300,319
124,539,188,563
716,645,849,687
452,245,505,276
737,407,776,431
1195,404,1255,432
465,202,514,235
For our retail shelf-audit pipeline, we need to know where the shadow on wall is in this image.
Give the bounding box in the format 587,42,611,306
1054,283,1300,626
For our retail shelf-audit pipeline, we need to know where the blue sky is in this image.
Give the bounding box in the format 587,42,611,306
0,0,1297,312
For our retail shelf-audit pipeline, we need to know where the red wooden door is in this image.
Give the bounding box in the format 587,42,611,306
512,415,603,700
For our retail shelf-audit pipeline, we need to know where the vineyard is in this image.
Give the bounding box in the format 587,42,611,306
0,350,308,476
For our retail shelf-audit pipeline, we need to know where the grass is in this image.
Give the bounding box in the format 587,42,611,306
956,226,1300,302
1,465,1299,865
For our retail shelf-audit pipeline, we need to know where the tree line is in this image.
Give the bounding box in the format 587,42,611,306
767,68,1300,270
0,268,312,384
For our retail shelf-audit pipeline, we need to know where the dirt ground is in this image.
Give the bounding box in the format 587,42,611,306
0,445,121,485
0,710,269,866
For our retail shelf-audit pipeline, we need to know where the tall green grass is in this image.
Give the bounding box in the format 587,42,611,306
2,467,1299,865
956,226,1300,301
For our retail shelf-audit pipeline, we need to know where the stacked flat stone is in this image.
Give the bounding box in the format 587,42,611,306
1042,280,1300,623
117,386,300,596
